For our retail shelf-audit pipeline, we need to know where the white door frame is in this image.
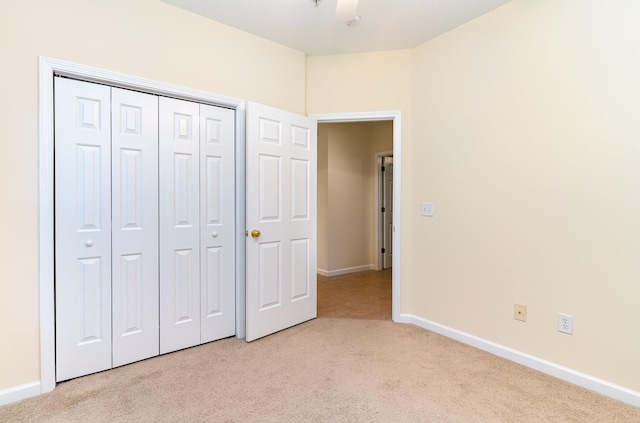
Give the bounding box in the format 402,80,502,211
38,57,247,394
310,112,401,323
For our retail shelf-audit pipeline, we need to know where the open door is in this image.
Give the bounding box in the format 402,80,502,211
382,156,393,269
245,102,317,342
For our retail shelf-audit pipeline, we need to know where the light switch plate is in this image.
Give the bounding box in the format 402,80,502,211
421,202,434,217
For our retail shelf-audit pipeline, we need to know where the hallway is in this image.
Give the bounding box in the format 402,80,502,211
317,269,392,320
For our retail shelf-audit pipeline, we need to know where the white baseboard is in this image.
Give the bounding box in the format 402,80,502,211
317,264,377,278
7,318,636,409
0,381,41,407
396,314,640,409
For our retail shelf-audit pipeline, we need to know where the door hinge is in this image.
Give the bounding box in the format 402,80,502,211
381,166,385,172
381,248,386,253
381,207,385,212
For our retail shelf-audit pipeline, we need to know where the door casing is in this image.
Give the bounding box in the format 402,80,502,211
310,112,402,324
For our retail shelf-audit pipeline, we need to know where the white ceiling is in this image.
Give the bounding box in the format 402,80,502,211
161,0,512,56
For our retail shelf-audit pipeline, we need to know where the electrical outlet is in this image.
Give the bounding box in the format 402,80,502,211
558,313,573,335
421,202,434,217
514,303,527,322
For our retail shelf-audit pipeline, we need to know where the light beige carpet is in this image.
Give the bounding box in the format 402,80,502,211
2,318,639,422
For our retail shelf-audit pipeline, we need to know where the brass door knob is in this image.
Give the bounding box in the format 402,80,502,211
251,229,261,238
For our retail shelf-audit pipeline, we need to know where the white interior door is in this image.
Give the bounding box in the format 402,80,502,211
383,156,393,269
55,78,112,381
200,104,236,342
245,102,317,342
111,87,160,367
159,97,201,354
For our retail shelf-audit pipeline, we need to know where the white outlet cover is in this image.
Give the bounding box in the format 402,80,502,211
558,313,573,335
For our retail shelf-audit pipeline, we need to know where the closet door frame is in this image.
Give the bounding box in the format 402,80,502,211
38,57,246,394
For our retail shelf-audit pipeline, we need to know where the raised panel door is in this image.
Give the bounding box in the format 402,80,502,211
246,102,317,342
111,87,160,366
54,77,112,381
383,157,393,269
200,104,236,343
159,97,201,354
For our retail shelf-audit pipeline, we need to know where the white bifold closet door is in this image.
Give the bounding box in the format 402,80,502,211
159,97,201,354
199,104,236,344
111,87,160,367
55,78,160,381
55,78,236,381
159,98,236,354
55,78,113,381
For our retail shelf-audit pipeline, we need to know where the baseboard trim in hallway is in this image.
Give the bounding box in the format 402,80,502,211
317,265,377,277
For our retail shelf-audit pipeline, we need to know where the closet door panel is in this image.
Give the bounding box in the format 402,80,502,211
159,97,201,354
111,88,160,367
200,104,236,342
55,77,112,381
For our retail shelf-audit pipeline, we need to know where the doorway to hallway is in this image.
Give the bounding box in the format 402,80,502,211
317,269,392,320
317,120,393,274
315,118,395,320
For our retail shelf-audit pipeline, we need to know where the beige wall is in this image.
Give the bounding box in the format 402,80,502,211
317,122,392,273
306,50,413,115
307,0,640,393
0,0,305,391
328,123,373,271
370,122,394,156
409,0,640,391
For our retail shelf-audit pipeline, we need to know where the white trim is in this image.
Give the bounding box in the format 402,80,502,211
397,313,640,408
39,57,56,395
42,58,242,108
235,102,247,340
317,264,376,277
38,57,246,393
311,111,401,322
0,381,41,406
311,111,397,122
